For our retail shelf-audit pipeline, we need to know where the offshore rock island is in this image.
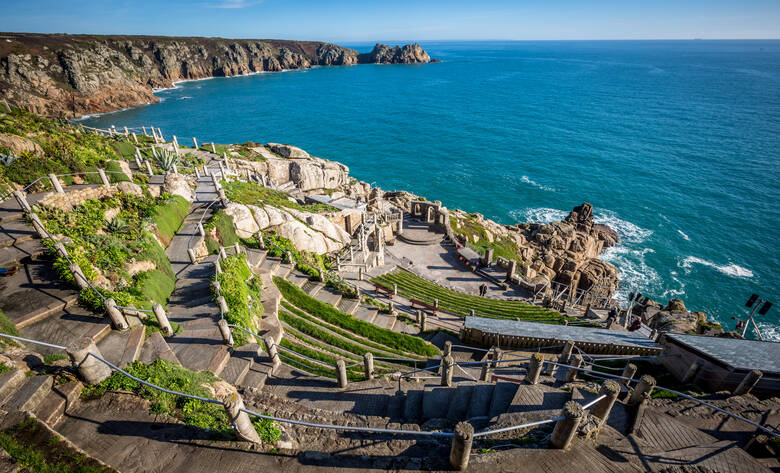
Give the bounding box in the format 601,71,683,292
0,32,432,118
0,33,777,473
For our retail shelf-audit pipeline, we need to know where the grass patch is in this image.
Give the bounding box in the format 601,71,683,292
43,353,68,365
204,210,239,254
274,276,438,357
0,309,19,348
81,360,280,443
222,180,337,214
373,270,566,322
213,254,262,346
152,195,190,242
450,214,521,264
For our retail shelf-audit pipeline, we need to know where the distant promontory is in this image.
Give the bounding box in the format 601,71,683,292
0,33,433,118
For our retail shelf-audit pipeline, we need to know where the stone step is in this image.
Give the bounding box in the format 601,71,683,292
402,390,424,422
302,280,324,297
118,326,146,368
96,330,131,367
0,208,23,224
246,249,267,269
372,312,395,330
258,255,280,273
138,332,180,365
285,270,310,288
421,387,452,421
13,293,79,329
0,239,45,267
465,384,495,419
0,369,26,405
220,355,252,386
314,287,341,307
385,390,404,420
3,375,52,412
337,298,359,315
207,346,231,376
0,220,36,249
446,385,474,421
19,307,110,357
241,361,271,391
33,381,83,426
487,382,519,419
353,306,378,324
273,263,294,279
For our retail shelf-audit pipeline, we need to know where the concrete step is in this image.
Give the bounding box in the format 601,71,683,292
353,306,378,324
421,387,452,421
258,256,280,273
487,382,519,419
96,330,131,367
246,249,267,270
19,307,110,358
139,332,180,365
337,298,359,315
220,355,252,386
302,280,324,297
33,381,83,426
13,293,79,329
285,270,310,288
314,287,341,307
446,385,474,421
0,220,36,249
118,326,145,368
0,369,26,405
385,391,404,420
466,384,495,419
0,239,45,267
207,346,231,376
274,263,294,279
3,375,52,412
241,361,271,391
402,390,423,422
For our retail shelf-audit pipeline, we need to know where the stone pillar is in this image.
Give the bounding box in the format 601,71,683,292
591,380,621,427
392,283,398,296
104,298,129,331
257,231,265,249
48,173,64,194
223,392,262,443
66,337,113,384
152,304,174,337
387,301,395,315
142,126,148,137
682,360,702,384
192,137,198,149
506,260,517,281
69,263,89,290
481,247,494,266
358,267,363,281
374,225,384,266
219,189,229,207
621,363,637,387
203,165,210,176
318,268,325,282
397,211,404,235
552,340,575,375
214,259,222,274
628,392,650,435
336,359,348,388
263,337,281,374
565,354,583,382
419,310,427,332
449,421,474,471
217,296,229,315
218,319,234,346
734,369,763,395
551,401,584,449
628,375,656,405
98,168,110,187
443,341,452,358
364,352,374,380
145,160,154,176
441,354,454,387
211,173,220,189
218,162,227,181
13,191,32,214
232,242,241,256
172,162,179,175
526,353,544,385
211,142,217,153
197,222,206,237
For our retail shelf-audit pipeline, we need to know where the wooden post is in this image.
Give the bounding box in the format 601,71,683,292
525,353,544,384
734,370,763,395
48,173,64,193
449,421,474,471
591,380,621,427
628,375,656,405
98,168,110,187
441,354,454,387
551,401,584,449
628,392,650,435
364,352,374,380
565,354,583,382
66,338,112,384
217,319,234,346
145,160,154,176
104,298,129,331
336,359,348,388
263,337,281,374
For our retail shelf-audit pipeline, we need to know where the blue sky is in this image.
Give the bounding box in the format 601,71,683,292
2,0,779,42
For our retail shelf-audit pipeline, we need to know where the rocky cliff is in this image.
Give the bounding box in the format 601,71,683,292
0,33,432,118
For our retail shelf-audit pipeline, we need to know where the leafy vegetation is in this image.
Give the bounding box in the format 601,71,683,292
152,195,190,243
0,309,19,348
204,210,239,254
0,417,109,473
274,276,438,357
222,180,337,214
449,214,520,264
213,254,262,346
43,353,68,365
149,147,179,173
82,360,280,443
373,270,567,322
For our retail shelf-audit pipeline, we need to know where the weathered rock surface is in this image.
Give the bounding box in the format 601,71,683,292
0,33,432,117
0,132,43,156
161,174,196,202
634,296,722,335
229,149,352,191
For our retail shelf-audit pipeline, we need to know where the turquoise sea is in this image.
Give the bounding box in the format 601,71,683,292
82,40,780,340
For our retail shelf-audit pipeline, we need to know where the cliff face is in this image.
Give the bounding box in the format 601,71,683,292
0,33,431,118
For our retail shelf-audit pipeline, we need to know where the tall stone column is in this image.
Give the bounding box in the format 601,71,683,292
364,352,374,380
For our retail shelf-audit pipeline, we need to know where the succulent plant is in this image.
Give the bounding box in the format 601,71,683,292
150,147,179,173
0,152,20,166
105,216,128,234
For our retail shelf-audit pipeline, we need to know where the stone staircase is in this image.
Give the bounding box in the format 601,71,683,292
0,367,83,428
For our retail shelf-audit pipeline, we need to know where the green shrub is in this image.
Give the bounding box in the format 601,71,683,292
132,270,175,308
222,180,337,214
105,160,130,183
82,359,280,443
204,210,239,252
274,276,437,357
0,309,19,348
152,195,190,242
214,254,262,346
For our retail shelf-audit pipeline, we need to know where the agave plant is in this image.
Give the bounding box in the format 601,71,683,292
0,151,20,166
150,147,179,173
105,216,129,234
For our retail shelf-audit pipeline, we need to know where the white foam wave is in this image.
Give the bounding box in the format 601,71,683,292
593,209,653,245
677,230,690,241
520,175,555,192
679,256,753,279
754,321,780,342
602,246,662,303
509,207,567,224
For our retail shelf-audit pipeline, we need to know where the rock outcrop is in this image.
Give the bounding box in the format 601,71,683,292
0,33,432,117
634,296,723,335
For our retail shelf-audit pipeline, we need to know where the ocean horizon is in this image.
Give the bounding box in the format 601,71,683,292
81,39,780,340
